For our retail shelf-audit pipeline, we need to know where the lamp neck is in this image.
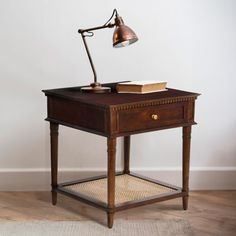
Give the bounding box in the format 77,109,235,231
115,16,124,26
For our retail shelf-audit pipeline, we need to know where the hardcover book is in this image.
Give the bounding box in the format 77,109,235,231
116,80,167,94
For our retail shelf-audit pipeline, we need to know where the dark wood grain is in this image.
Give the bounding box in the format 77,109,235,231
43,82,199,106
182,126,192,210
48,97,107,134
107,137,116,228
43,82,199,228
123,136,130,174
43,84,198,137
50,122,59,205
117,102,186,133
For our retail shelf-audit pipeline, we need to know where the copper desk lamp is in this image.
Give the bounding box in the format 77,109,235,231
78,9,138,93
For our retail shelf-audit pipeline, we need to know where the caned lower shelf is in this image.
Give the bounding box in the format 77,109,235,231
57,174,182,210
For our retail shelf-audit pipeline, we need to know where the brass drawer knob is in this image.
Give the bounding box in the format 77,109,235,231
151,114,159,120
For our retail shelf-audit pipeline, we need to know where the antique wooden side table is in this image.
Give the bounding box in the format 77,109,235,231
43,82,199,228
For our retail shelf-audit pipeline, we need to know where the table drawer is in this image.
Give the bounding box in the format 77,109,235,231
117,103,186,133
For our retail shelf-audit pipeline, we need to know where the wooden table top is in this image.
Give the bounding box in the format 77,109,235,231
43,82,200,107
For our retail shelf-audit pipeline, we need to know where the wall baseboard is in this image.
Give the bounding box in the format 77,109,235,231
0,167,235,191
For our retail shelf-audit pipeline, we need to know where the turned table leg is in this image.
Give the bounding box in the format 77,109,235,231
107,137,116,228
182,126,191,210
123,136,131,174
50,122,59,205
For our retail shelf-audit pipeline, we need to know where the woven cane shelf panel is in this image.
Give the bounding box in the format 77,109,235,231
64,174,175,205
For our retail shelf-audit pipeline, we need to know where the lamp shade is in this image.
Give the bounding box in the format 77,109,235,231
113,16,138,48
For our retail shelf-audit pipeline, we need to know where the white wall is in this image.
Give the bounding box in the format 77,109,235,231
0,0,236,190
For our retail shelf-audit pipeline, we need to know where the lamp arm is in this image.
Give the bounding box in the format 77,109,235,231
80,33,98,84
78,23,115,34
78,23,115,85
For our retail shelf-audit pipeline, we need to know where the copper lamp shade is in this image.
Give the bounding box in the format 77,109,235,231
113,16,138,48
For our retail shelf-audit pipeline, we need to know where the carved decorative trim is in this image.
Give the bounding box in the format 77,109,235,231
111,96,196,111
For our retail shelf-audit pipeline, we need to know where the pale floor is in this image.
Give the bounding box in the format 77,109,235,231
0,191,235,236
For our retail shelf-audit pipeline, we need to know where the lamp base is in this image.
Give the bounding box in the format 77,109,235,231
81,82,111,93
